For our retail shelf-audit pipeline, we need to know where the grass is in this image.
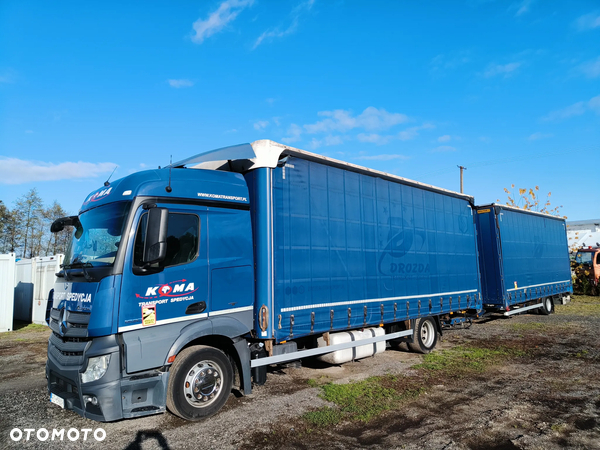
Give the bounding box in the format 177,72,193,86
0,321,49,339
302,376,424,426
555,295,600,317
303,345,525,427
509,322,550,332
414,345,526,377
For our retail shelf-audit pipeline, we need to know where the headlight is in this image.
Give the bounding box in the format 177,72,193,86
81,355,111,384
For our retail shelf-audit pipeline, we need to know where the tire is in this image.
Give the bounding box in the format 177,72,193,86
539,297,554,316
166,345,233,421
408,317,438,354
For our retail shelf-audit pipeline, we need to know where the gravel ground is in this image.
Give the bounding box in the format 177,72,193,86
1,296,599,449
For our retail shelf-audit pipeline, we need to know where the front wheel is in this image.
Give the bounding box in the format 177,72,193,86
408,317,438,354
539,297,554,315
166,345,233,421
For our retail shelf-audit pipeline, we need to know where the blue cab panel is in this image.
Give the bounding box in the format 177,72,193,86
475,205,572,309
247,156,482,342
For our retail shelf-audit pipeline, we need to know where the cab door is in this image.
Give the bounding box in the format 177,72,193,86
118,203,208,334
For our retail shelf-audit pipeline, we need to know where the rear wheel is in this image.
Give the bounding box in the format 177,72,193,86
539,297,553,315
166,345,233,421
408,317,438,354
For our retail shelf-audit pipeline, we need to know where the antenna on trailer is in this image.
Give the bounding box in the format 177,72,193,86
104,166,118,186
166,155,172,193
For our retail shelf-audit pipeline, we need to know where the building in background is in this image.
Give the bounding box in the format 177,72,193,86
567,219,600,253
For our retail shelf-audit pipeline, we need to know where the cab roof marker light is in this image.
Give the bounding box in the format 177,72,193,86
123,190,132,196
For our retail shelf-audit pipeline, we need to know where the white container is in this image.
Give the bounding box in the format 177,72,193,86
31,255,64,325
316,327,385,364
14,258,34,321
0,253,16,332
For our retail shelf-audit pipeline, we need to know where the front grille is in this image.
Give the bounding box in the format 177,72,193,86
48,308,91,366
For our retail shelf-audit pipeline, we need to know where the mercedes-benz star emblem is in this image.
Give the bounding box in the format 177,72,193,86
59,309,67,335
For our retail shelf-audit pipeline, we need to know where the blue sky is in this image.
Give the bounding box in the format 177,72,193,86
1,0,599,220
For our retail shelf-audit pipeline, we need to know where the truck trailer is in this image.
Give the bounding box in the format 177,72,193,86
475,204,572,315
46,140,571,422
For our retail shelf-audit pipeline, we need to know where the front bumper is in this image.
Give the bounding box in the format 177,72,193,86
46,336,169,422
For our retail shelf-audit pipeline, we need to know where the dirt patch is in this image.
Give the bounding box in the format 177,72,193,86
1,296,599,449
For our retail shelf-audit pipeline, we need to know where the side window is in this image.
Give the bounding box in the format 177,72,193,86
134,212,199,269
596,253,600,265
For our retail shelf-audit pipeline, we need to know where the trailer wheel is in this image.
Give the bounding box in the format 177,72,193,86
166,345,233,421
539,297,554,315
408,317,438,354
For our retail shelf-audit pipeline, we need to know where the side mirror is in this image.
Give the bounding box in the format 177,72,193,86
143,207,168,264
50,216,80,233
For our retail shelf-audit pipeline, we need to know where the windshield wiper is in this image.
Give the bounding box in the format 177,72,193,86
62,262,94,281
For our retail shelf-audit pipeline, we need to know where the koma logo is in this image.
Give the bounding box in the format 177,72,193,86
136,279,198,299
84,187,112,204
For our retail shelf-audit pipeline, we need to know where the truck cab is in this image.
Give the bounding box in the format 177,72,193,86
47,157,256,421
573,247,600,295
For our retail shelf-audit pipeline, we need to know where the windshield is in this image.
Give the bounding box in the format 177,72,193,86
575,252,593,264
63,201,131,268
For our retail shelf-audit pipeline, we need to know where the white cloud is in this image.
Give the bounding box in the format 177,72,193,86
528,132,553,141
354,154,410,161
265,97,277,105
578,57,600,78
431,145,456,152
483,62,521,78
282,124,303,143
25,130,34,134
398,124,434,141
191,0,254,44
437,134,451,142
253,0,314,49
357,133,393,145
430,52,471,73
541,95,600,121
253,120,269,130
167,79,194,88
304,107,409,134
0,69,16,83
308,135,344,150
225,128,238,133
0,158,116,185
513,0,533,17
574,12,600,31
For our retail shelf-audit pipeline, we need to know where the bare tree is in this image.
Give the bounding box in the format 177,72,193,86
14,189,44,258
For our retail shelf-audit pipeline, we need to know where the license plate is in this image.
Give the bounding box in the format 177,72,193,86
50,393,65,409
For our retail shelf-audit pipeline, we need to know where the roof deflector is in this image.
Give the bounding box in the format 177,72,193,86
169,143,256,169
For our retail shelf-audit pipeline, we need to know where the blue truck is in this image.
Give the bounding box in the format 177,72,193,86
46,140,572,422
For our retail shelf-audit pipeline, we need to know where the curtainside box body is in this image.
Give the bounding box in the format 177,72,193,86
475,204,572,310
243,143,483,342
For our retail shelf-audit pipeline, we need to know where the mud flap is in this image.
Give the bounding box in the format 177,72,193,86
233,338,252,396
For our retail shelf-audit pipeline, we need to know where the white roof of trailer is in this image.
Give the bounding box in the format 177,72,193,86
171,139,474,202
478,203,567,221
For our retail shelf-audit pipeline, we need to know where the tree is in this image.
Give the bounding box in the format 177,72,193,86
13,188,44,258
0,204,20,254
498,185,566,218
43,201,72,255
